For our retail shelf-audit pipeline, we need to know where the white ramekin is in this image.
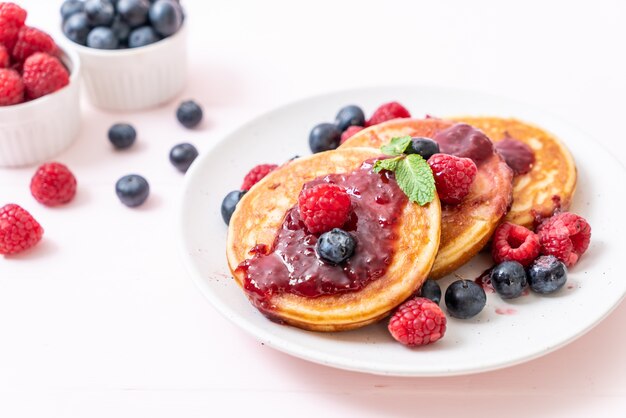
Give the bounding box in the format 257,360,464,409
0,45,81,168
72,24,188,111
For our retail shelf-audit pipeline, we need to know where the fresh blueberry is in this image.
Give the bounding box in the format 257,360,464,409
115,174,150,207
316,228,356,264
445,279,487,319
111,15,131,42
84,0,115,26
527,255,567,294
420,279,442,305
176,100,203,128
116,0,150,28
128,26,160,48
490,261,527,299
87,27,119,49
169,143,198,173
309,123,341,153
63,12,91,46
335,105,365,131
108,123,136,149
221,190,245,225
149,0,184,37
406,137,440,160
60,0,84,21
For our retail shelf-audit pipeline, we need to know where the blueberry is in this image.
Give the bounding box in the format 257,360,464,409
63,12,91,46
316,228,356,264
406,137,440,160
490,261,527,299
221,190,245,225
420,279,442,305
128,26,160,48
111,15,131,42
445,279,487,319
527,255,567,294
84,0,115,26
115,174,150,207
60,0,84,21
86,27,119,49
169,143,198,173
149,0,184,37
335,105,365,131
108,123,136,149
176,100,203,128
116,0,150,28
309,123,341,153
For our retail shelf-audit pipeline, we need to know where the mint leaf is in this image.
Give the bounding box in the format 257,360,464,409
373,156,402,173
394,154,436,205
380,136,412,156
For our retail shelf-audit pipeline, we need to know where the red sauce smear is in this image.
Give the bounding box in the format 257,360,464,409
433,123,495,165
236,160,408,314
494,136,535,175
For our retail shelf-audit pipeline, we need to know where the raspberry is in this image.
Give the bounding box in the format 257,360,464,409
0,203,43,255
0,2,26,51
12,26,57,63
0,44,9,68
0,68,23,106
22,52,69,100
427,153,477,204
537,212,591,267
366,101,411,127
388,297,446,346
30,162,77,206
492,222,540,267
241,163,278,191
340,125,364,144
298,183,351,234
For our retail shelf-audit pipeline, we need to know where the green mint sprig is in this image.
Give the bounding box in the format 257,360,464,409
373,137,436,206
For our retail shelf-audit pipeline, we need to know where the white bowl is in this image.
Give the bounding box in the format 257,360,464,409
73,24,188,111
0,45,81,168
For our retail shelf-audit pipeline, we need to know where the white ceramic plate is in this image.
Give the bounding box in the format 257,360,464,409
179,85,626,376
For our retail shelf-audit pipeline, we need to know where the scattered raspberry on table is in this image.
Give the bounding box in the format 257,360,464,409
0,203,44,255
30,162,77,206
492,222,540,267
537,212,591,267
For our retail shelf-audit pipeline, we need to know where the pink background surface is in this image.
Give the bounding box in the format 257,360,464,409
1,0,625,416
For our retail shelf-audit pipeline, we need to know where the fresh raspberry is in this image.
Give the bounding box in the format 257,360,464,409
427,153,477,204
298,183,351,234
30,162,77,206
537,212,591,267
22,52,69,100
0,44,9,68
241,163,278,191
12,26,57,63
492,222,540,267
0,68,23,106
0,2,26,51
0,203,43,255
388,297,446,346
340,125,364,144
366,101,411,127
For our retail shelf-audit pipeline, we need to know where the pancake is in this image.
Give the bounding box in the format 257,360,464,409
227,147,441,332
455,117,576,228
341,118,514,278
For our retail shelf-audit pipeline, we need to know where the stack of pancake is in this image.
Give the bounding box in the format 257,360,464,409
227,117,577,331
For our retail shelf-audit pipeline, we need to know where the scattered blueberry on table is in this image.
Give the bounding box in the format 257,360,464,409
115,174,150,207
445,279,486,319
420,279,442,305
108,123,137,149
176,100,203,128
169,143,198,172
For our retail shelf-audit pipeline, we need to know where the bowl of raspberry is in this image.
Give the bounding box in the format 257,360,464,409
60,0,188,111
0,2,81,168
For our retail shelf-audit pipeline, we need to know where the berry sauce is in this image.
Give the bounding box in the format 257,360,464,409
433,123,494,165
236,160,407,314
494,136,535,175
474,267,496,293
